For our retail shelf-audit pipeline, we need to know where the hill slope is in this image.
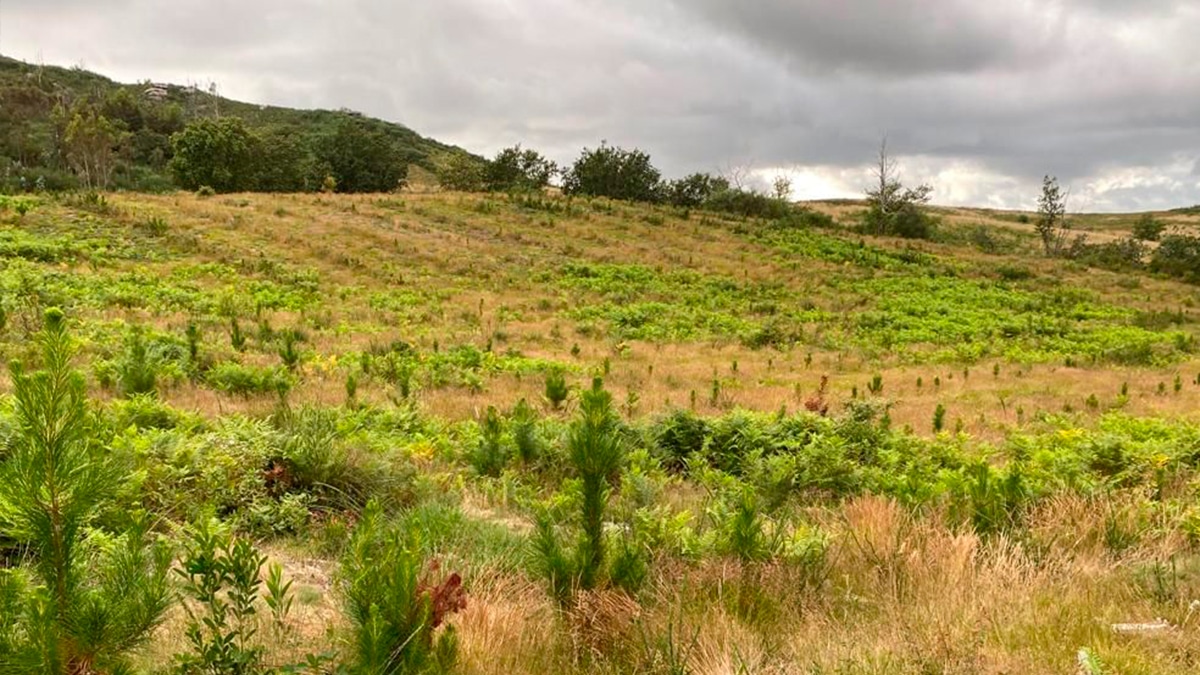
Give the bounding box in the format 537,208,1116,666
6,191,1200,672
0,54,468,192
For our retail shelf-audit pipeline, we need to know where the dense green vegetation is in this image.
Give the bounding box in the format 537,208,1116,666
0,55,461,194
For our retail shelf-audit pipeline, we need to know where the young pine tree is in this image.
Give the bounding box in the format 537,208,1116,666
0,309,172,675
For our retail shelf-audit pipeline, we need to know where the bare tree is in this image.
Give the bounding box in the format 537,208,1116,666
863,137,932,237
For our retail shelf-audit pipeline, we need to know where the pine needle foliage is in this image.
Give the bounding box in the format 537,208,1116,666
0,308,172,675
340,501,459,675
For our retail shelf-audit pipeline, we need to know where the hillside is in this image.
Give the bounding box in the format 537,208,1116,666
5,190,1200,672
0,54,468,192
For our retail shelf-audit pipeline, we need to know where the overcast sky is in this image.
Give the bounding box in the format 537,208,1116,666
5,0,1199,211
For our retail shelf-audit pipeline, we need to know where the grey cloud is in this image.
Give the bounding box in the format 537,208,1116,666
4,0,1200,210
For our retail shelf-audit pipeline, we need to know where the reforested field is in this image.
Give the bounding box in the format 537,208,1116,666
3,189,1200,674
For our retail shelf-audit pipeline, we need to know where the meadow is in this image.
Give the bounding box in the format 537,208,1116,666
3,189,1200,674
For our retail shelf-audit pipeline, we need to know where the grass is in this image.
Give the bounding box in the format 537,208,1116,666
3,189,1200,673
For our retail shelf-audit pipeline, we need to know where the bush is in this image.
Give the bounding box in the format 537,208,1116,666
561,142,662,202
1132,214,1166,241
173,519,271,674
483,145,557,192
1150,234,1200,283
1067,236,1146,271
663,172,728,208
652,409,709,473
702,187,791,220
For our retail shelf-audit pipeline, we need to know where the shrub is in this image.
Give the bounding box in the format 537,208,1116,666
652,409,709,473
340,502,463,675
702,187,791,220
1132,214,1166,241
1150,234,1200,283
483,145,557,192
561,142,662,202
663,172,728,208
173,519,270,675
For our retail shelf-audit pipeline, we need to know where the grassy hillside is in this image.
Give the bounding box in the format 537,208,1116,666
4,191,1200,673
0,54,467,191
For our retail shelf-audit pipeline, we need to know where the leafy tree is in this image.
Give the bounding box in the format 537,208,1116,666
63,108,127,190
254,127,316,192
1036,175,1069,256
561,142,662,202
432,151,485,192
0,309,172,675
483,145,557,192
315,119,407,193
663,172,729,207
170,117,260,192
863,138,933,238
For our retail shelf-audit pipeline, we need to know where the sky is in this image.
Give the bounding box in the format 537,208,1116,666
4,0,1200,211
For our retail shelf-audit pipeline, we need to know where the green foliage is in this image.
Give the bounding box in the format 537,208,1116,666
170,118,260,193
933,403,946,433
1150,234,1200,284
532,380,629,603
278,329,305,372
702,187,792,220
483,145,557,192
662,172,728,208
561,142,661,202
340,502,462,675
315,119,408,193
570,380,625,589
510,398,542,464
1036,175,1069,256
544,369,569,411
1132,214,1166,241
432,151,485,192
205,362,293,398
0,308,172,675
467,406,509,477
118,325,159,397
173,518,270,675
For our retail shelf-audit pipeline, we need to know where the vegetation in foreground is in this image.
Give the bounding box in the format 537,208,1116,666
1,186,1200,673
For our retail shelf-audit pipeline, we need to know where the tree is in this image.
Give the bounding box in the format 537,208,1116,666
483,145,557,192
1036,175,1069,256
63,109,127,190
432,151,485,192
0,309,172,674
170,117,260,192
663,172,729,207
772,174,793,201
561,142,662,202
253,127,317,192
863,137,933,238
315,119,407,193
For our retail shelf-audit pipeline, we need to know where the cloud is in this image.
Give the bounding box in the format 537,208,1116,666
4,0,1199,210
